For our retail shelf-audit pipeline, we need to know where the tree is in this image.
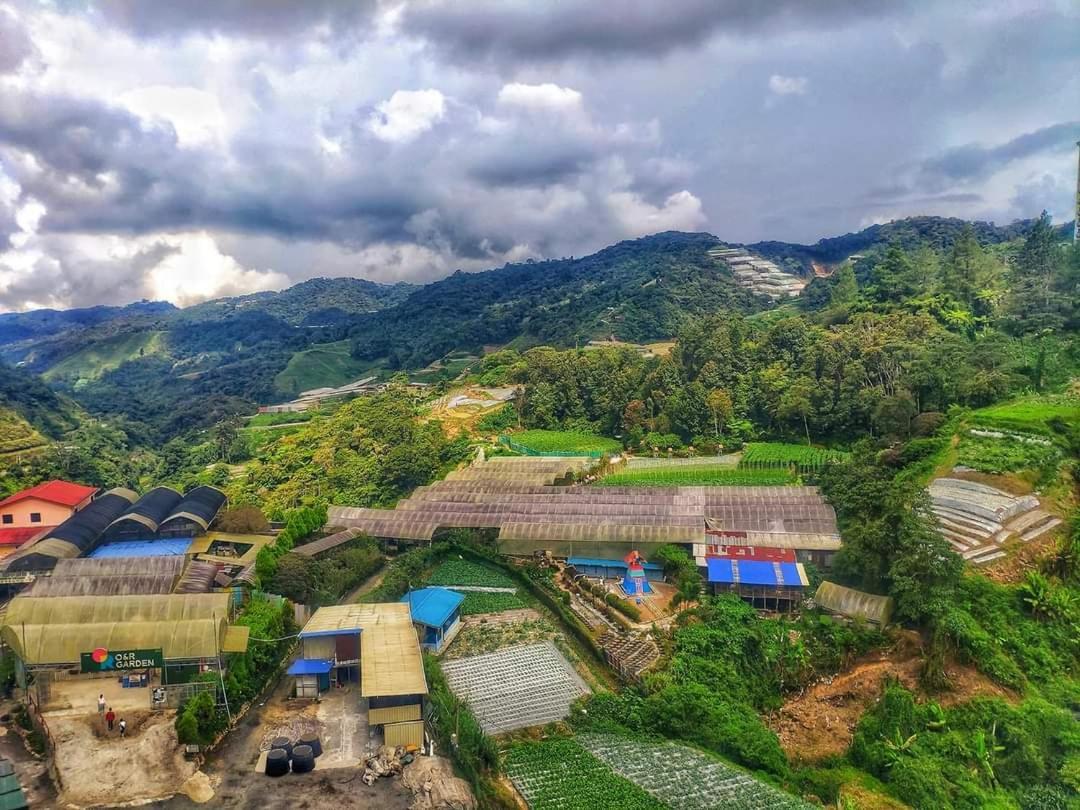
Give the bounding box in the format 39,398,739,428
1007,211,1065,334
706,388,733,438
830,263,858,309
213,415,243,463
777,376,815,444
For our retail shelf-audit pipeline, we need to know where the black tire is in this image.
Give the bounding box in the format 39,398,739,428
291,744,315,773
265,748,289,777
298,733,322,757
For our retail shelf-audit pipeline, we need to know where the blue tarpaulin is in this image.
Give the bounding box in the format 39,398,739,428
706,558,803,587
402,587,465,628
88,538,193,558
568,556,663,572
287,659,333,676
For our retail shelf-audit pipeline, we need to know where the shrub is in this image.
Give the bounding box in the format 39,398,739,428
174,691,227,746
214,505,270,533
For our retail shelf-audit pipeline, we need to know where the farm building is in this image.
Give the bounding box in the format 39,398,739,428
157,486,227,537
705,557,809,611
814,581,894,626
101,486,183,541
401,587,464,653
0,480,98,550
0,592,249,709
3,488,137,573
328,459,841,563
291,602,427,748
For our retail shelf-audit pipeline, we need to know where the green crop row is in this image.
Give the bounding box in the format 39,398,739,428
505,738,666,810
596,466,795,487
427,559,516,589
459,591,527,615
504,429,622,455
739,442,848,471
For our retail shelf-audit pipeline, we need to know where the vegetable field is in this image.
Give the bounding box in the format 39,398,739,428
578,734,812,810
969,393,1080,435
596,466,795,487
739,442,848,473
427,560,515,589
957,433,1061,475
502,430,622,456
505,738,665,810
459,591,527,615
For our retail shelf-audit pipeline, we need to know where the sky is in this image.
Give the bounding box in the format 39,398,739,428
0,1,1077,311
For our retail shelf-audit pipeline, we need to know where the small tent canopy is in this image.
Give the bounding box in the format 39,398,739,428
815,581,894,626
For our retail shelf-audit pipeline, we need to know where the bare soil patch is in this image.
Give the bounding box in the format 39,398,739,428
768,631,1014,763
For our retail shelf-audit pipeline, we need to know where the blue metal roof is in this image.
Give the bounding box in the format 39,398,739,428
706,558,803,587
567,556,663,572
88,538,193,558
287,658,333,676
401,587,465,627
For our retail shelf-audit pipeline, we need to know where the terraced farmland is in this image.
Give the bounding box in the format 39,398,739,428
427,560,515,589
739,443,848,473
579,734,813,810
459,591,526,614
502,430,622,456
505,738,664,810
597,466,795,487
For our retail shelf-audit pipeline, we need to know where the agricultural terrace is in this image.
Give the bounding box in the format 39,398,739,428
968,393,1080,435
597,466,795,487
502,429,622,456
460,591,526,614
578,734,813,810
739,443,849,473
505,738,664,810
427,560,515,589
956,432,1061,475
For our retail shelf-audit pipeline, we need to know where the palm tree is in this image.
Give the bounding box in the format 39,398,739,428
1020,571,1053,619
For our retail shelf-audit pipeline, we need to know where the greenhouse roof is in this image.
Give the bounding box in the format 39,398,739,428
815,581,894,625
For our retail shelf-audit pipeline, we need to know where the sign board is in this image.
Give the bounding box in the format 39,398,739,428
80,647,164,673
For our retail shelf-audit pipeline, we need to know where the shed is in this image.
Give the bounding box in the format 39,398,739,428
158,486,227,537
704,558,809,612
287,658,333,698
815,581,894,626
401,588,464,653
567,556,664,581
102,486,183,541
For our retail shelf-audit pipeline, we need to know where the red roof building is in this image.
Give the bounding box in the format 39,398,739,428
0,481,97,548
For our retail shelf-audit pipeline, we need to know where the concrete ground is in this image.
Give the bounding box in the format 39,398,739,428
42,672,160,716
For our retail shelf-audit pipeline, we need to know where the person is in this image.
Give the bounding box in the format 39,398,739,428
118,718,126,739
97,694,106,715
105,707,115,732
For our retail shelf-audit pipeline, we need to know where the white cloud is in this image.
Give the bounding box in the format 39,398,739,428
497,82,583,112
606,189,706,236
768,74,809,95
118,85,228,147
144,232,289,306
367,89,447,143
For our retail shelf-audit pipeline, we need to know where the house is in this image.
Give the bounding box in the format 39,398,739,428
704,557,809,612
0,480,97,548
401,587,464,653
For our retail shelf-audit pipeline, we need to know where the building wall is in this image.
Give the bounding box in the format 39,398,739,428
0,499,75,529
302,636,335,661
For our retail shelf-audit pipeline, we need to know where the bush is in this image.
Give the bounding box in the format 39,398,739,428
214,505,270,533
175,690,227,746
604,591,642,621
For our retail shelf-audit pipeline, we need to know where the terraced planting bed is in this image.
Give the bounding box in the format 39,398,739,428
970,394,1080,435
459,591,527,614
505,738,664,810
597,466,795,487
578,734,812,810
426,559,515,589
503,430,622,456
440,641,589,734
739,442,848,473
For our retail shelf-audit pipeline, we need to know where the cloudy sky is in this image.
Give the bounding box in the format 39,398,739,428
0,1,1077,311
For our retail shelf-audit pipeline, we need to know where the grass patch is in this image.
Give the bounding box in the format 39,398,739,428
427,559,515,589
43,330,166,382
969,393,1080,435
460,591,527,615
245,410,318,428
274,340,385,395
596,466,796,487
505,429,622,455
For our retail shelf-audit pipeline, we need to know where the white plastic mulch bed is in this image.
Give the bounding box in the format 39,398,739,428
577,733,814,810
440,641,589,734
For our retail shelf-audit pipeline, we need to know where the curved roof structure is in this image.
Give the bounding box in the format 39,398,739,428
815,581,894,625
105,486,183,535
3,488,137,572
160,486,227,532
1,593,234,664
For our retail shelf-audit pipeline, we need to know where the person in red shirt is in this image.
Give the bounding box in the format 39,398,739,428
105,707,115,732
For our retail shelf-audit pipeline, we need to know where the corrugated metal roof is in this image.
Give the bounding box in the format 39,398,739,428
287,658,333,675
88,538,193,559
0,480,97,509
567,556,663,571
291,527,361,558
401,587,464,628
706,558,806,587
815,581,894,625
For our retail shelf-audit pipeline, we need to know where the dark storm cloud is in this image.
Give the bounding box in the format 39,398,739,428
400,0,911,62
918,122,1080,186
89,0,379,39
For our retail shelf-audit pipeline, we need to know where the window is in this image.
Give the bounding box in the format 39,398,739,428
1,514,11,525
29,513,41,523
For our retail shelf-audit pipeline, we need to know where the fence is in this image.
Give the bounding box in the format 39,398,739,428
152,680,217,711
498,437,604,458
